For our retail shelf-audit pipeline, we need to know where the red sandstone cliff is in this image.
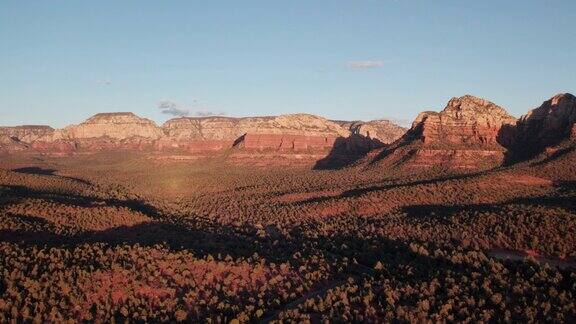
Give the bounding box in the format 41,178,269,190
158,114,350,153
371,95,517,170
3,112,401,162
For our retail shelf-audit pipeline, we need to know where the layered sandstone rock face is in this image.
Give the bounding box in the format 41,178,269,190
415,95,517,147
0,125,54,143
0,110,406,166
373,95,517,169
159,114,350,152
513,93,576,160
335,120,406,145
33,113,163,151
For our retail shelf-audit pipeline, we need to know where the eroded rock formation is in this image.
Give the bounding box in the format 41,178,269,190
372,95,517,169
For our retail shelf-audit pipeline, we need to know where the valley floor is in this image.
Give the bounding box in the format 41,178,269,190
0,152,575,322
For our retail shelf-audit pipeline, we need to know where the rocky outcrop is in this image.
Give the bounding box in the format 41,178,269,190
415,95,516,147
335,119,406,144
0,125,54,143
512,93,576,160
372,95,517,169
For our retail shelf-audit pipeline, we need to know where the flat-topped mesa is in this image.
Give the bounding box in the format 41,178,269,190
0,125,54,143
163,114,348,139
160,113,352,152
371,95,517,170
64,112,164,140
513,93,576,160
28,112,164,152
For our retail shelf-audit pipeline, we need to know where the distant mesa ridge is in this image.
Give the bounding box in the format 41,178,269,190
0,112,406,163
1,92,575,170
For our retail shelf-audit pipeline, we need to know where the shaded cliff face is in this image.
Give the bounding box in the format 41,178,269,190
512,93,576,161
372,95,517,170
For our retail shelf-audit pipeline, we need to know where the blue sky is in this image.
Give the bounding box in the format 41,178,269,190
1,1,575,127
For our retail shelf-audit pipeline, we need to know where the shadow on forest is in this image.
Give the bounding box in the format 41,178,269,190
400,180,576,221
12,166,92,185
0,183,299,262
0,182,455,268
290,171,487,206
0,219,275,260
1,185,162,219
530,145,576,166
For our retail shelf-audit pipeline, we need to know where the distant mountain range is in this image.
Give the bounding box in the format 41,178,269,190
1,93,575,170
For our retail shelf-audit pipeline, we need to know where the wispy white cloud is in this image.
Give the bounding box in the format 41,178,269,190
158,100,190,117
346,60,384,69
157,99,226,117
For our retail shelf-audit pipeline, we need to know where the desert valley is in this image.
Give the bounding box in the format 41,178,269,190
1,93,575,322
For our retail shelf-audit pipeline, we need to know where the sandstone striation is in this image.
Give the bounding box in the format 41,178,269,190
372,95,517,169
159,114,350,152
414,95,516,147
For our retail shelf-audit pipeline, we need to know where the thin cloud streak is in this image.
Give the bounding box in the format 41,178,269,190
157,100,226,117
346,60,384,69
158,100,190,117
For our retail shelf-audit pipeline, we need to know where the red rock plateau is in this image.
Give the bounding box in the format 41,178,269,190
1,112,405,166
